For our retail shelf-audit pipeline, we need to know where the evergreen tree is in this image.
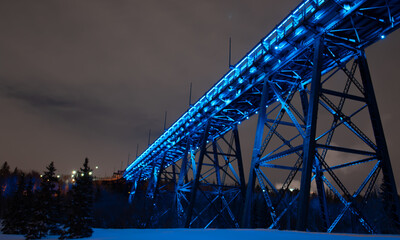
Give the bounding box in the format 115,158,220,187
42,162,61,233
26,162,61,239
0,161,10,178
0,162,11,198
0,161,11,217
1,173,29,234
60,158,94,239
12,167,20,176
380,175,400,233
25,177,47,239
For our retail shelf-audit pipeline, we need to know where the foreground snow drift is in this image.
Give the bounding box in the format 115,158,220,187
1,228,400,240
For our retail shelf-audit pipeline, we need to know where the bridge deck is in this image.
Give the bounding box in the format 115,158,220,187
124,0,400,182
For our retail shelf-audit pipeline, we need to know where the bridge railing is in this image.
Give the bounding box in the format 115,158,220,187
123,0,340,181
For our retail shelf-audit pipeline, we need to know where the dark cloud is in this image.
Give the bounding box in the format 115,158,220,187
1,81,82,111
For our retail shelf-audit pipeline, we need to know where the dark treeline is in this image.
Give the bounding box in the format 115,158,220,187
121,180,399,234
0,159,93,239
2,161,399,235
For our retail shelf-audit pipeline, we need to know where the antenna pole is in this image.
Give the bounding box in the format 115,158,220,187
189,82,193,107
148,129,151,147
164,111,168,131
229,37,233,69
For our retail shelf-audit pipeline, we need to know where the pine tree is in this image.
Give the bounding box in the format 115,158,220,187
26,162,61,239
0,161,11,217
60,158,94,239
1,173,28,234
25,177,47,239
0,161,10,178
380,175,400,233
41,162,61,233
12,167,20,176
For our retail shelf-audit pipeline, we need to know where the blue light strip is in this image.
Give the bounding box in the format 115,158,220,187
124,0,370,181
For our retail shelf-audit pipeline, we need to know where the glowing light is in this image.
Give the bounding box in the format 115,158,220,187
381,35,385,39
40,175,43,178
72,170,77,175
89,172,93,176
81,173,84,176
57,175,60,178
123,0,359,182
95,166,99,169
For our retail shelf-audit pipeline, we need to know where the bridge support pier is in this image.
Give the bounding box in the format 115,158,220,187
296,36,324,231
357,50,400,228
242,77,270,228
240,36,399,232
185,122,211,227
182,122,246,228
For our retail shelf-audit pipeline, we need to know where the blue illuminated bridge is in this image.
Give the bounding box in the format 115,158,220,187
124,0,400,233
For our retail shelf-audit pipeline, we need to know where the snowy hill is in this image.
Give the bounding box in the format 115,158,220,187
1,228,400,240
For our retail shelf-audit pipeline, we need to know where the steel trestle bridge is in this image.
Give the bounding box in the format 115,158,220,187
124,0,400,232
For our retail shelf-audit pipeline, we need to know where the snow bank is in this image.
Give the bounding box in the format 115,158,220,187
1,228,399,240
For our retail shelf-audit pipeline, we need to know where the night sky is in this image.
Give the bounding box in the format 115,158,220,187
1,0,400,187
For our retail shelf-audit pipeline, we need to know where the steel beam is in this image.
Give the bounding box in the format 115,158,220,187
242,77,269,228
185,122,211,228
233,125,246,199
177,138,191,188
296,36,324,231
357,50,400,226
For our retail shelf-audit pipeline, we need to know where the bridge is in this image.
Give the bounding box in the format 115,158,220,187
124,0,400,232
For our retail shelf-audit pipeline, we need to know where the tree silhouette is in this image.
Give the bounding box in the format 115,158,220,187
380,175,400,233
26,162,61,239
0,161,10,178
1,174,29,234
60,158,93,239
0,161,11,217
25,177,47,239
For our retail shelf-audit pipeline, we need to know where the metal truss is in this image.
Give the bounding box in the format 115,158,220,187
243,37,400,232
131,124,246,228
125,0,400,232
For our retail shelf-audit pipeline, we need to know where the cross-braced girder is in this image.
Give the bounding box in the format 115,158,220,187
131,124,246,228
243,38,399,232
183,124,246,228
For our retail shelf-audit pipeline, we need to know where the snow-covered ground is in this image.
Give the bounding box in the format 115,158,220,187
1,229,400,240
